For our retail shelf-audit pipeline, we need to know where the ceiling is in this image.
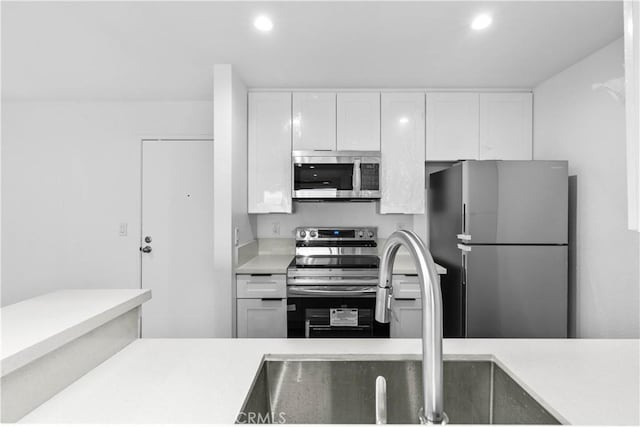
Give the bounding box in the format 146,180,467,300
1,1,624,101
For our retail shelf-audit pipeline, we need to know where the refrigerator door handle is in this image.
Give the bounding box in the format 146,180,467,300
457,234,472,241
462,252,468,286
462,203,467,234
457,243,472,252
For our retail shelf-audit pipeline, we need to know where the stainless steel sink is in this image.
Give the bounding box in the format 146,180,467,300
237,356,561,424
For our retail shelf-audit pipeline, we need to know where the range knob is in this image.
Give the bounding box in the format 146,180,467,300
310,230,317,238
358,230,364,238
368,231,375,238
300,230,307,238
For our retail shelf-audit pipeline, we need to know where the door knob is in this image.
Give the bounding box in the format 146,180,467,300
141,246,152,253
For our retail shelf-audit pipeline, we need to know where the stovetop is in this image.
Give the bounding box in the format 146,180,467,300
289,255,380,269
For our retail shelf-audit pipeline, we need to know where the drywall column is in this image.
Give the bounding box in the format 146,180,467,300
213,65,254,337
533,38,640,338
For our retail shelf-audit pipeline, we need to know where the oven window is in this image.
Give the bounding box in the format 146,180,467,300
294,163,353,190
287,297,390,338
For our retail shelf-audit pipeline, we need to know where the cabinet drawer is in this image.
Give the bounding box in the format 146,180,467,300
236,274,286,299
392,275,421,300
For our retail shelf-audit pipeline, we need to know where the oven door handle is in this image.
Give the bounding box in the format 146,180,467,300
287,278,379,286
287,286,378,297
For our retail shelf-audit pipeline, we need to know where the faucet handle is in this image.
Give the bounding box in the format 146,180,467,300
375,376,387,424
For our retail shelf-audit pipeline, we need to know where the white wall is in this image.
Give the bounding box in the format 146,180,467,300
213,65,254,337
255,202,421,239
1,101,213,306
534,37,640,338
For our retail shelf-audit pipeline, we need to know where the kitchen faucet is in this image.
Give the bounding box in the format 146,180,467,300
375,230,448,424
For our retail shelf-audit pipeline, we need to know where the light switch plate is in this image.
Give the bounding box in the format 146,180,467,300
119,223,128,237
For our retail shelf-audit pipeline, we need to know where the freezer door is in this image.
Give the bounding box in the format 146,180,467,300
464,245,568,338
462,161,568,244
429,163,463,264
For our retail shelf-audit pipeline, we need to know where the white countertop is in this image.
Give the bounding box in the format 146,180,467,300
1,289,151,376
20,338,639,425
236,255,294,274
393,255,447,275
236,254,447,275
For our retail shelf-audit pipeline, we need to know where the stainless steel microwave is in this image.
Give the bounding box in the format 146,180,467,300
292,151,381,200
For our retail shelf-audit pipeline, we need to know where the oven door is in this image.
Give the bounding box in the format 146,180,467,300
287,287,390,338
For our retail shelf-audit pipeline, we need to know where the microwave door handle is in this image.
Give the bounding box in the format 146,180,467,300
353,159,361,193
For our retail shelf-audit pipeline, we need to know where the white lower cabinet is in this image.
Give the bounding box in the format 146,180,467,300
390,298,422,338
236,274,287,338
390,275,422,338
237,298,287,338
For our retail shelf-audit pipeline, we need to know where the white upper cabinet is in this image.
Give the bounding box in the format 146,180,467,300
479,93,533,160
337,92,381,151
248,92,292,213
380,92,426,214
292,92,336,151
426,92,479,161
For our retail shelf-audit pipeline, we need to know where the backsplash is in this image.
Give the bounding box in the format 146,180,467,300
254,202,419,239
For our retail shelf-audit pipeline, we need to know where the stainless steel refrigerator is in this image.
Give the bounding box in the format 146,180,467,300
429,160,568,338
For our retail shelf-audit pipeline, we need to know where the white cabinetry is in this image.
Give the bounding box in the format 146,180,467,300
337,92,381,151
248,92,292,213
236,274,287,338
426,93,479,161
390,275,421,338
293,92,336,151
425,92,533,161
391,299,422,338
237,299,287,338
389,274,443,338
380,92,425,214
479,93,533,160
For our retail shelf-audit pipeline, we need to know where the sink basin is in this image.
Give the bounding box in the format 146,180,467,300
237,355,561,424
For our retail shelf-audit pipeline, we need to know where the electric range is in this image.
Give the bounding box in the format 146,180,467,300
286,227,389,338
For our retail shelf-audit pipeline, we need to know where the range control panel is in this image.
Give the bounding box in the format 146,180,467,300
295,227,377,241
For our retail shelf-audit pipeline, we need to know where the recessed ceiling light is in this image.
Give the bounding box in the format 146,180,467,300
471,13,492,31
254,15,274,32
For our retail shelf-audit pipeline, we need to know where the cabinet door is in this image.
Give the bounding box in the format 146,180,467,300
380,92,425,214
337,92,381,151
248,92,292,213
426,92,479,161
479,93,533,160
292,92,336,151
237,299,287,338
390,299,422,338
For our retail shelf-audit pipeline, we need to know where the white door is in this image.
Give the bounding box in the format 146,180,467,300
479,93,533,160
337,92,381,151
426,92,479,161
292,92,337,151
141,139,215,338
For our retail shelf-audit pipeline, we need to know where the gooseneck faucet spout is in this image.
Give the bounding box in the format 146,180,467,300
375,230,447,424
